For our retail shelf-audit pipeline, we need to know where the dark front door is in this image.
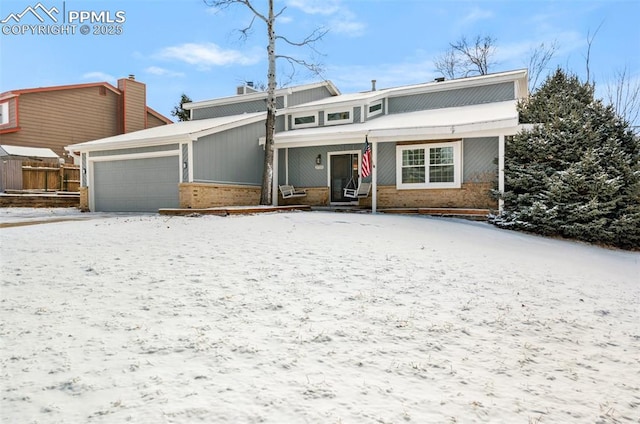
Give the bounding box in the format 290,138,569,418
330,153,359,203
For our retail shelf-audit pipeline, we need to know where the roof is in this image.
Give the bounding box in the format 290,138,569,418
267,100,521,147
0,145,59,158
146,106,173,125
183,81,341,110
66,112,266,152
285,69,529,112
0,81,120,100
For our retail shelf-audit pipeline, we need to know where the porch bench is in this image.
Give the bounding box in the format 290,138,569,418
279,185,307,199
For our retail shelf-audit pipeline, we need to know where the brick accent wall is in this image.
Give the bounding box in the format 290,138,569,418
79,187,89,211
180,183,261,208
279,187,329,206
358,183,497,209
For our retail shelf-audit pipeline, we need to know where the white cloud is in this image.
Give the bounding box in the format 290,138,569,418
81,72,116,83
145,66,185,78
459,7,494,26
330,10,365,37
157,42,261,69
287,0,341,15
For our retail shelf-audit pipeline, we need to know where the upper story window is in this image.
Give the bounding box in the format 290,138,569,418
396,141,462,189
325,109,352,125
292,112,318,129
0,102,9,125
368,101,383,118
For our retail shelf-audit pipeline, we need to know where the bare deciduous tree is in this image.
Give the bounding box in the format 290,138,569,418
527,41,558,92
204,0,326,205
583,21,603,85
606,66,640,127
434,35,497,79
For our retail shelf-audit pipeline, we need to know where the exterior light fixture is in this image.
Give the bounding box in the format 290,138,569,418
315,154,322,165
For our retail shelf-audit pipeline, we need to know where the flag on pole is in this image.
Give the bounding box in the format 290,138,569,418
361,136,372,178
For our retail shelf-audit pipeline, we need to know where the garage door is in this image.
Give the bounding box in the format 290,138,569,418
93,156,179,212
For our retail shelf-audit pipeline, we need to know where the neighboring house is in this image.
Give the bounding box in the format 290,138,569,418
66,70,528,213
0,76,172,163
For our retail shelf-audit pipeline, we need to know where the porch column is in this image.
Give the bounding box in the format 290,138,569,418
498,134,505,213
372,140,378,214
272,146,279,206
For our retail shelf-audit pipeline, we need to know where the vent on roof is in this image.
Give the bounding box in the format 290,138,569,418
371,79,377,91
435,77,445,82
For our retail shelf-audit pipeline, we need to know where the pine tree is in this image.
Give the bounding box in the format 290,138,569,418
494,69,640,249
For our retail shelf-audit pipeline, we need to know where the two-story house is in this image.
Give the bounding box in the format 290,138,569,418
0,76,172,163
66,70,528,213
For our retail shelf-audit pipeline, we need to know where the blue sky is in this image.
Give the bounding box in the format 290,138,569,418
1,0,638,120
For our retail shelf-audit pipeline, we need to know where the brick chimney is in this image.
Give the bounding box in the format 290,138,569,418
117,75,146,133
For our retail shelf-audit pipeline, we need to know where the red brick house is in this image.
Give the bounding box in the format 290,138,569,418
0,76,172,162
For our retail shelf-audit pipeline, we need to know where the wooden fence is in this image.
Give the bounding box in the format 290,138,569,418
21,161,80,192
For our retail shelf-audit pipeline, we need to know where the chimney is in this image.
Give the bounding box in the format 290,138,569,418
371,79,377,91
118,76,146,133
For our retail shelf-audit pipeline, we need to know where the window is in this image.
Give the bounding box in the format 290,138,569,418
324,108,352,125
368,101,382,118
0,102,8,125
292,113,317,129
396,141,461,189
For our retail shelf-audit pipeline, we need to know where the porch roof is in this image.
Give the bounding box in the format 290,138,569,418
267,100,520,148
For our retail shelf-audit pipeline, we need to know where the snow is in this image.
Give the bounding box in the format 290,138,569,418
1,208,639,423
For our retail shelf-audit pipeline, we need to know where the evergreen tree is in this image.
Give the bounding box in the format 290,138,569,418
171,93,192,122
493,69,640,249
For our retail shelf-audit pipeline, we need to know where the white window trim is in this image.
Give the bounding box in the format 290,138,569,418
324,108,353,126
291,112,318,129
0,102,9,125
367,101,383,118
396,141,462,190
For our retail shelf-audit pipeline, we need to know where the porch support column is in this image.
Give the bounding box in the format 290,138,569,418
372,140,378,214
272,146,279,206
498,134,505,214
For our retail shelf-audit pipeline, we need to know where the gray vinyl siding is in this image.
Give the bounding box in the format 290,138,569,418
181,144,189,182
286,144,363,187
193,120,264,185
376,143,396,185
388,82,514,114
276,115,285,133
318,111,325,126
288,86,334,107
81,153,87,186
463,137,498,182
353,106,361,123
278,149,287,185
89,144,179,157
191,96,286,120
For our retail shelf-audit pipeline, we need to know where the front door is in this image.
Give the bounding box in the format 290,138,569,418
330,153,359,203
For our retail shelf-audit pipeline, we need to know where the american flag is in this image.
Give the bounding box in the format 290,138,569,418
361,136,372,178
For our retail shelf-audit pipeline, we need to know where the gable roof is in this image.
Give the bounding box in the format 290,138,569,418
266,100,520,147
285,69,529,113
66,112,265,152
0,81,121,100
0,144,59,159
183,81,341,110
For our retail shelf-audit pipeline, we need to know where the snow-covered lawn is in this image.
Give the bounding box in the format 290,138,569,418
1,209,638,423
